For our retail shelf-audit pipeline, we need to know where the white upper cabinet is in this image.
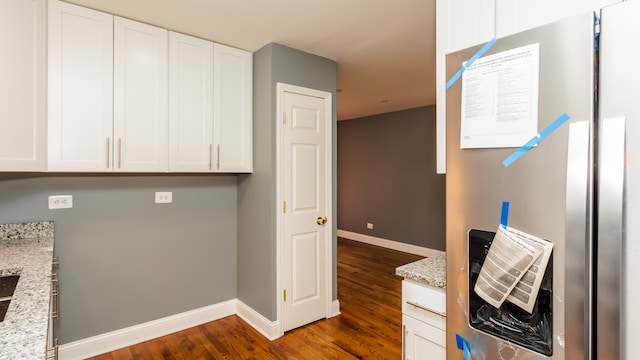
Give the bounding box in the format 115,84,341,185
48,0,114,172
168,32,214,172
47,0,251,173
213,43,253,173
0,0,46,171
113,17,168,172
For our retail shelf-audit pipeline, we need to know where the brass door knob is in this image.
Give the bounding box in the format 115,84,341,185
316,216,327,225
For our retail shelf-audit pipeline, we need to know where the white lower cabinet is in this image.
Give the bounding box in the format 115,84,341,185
403,314,446,360
402,280,446,360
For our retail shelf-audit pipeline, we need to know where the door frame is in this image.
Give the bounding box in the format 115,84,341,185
275,82,334,337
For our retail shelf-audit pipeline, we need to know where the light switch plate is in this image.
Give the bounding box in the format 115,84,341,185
49,195,73,209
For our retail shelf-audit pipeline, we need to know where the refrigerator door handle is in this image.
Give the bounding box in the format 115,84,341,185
597,117,625,360
565,121,592,360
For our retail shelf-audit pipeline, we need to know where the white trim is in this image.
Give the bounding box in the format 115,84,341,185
337,229,446,258
331,299,341,317
58,300,236,360
276,83,334,337
235,299,280,341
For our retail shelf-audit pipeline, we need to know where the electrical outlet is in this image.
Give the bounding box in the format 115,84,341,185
367,223,374,230
48,195,73,209
155,192,173,204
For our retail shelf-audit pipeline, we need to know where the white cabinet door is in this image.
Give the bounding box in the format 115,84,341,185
48,0,113,171
168,32,214,172
213,43,252,173
403,314,446,360
0,0,46,171
114,17,168,172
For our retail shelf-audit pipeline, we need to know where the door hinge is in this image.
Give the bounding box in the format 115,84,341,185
283,112,286,125
283,201,287,213
284,289,287,302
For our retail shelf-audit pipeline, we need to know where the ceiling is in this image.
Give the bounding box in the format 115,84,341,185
64,0,436,121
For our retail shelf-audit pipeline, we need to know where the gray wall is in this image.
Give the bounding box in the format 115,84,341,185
337,106,446,250
0,174,237,344
237,43,337,321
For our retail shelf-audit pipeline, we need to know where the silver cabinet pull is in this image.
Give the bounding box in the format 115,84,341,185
106,137,111,168
118,138,122,169
51,272,60,322
46,338,58,360
209,144,213,170
216,144,220,170
402,324,407,360
406,300,446,317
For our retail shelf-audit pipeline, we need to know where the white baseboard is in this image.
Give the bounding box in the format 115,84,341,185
337,229,445,258
331,299,341,317
235,300,280,340
58,300,236,360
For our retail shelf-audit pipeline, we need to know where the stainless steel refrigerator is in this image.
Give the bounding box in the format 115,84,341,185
445,2,640,359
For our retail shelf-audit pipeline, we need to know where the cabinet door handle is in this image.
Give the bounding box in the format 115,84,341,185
46,338,58,360
106,138,110,168
216,144,220,170
402,324,407,360
51,272,60,322
118,138,122,169
406,300,446,317
209,144,213,170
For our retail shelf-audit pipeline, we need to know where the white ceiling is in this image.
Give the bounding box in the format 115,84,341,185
64,0,436,121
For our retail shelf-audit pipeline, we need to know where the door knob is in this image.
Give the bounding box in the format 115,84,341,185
316,216,327,225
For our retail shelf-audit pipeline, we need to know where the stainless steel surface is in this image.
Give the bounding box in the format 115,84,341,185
596,117,624,360
599,5,640,358
446,12,595,360
406,300,446,317
565,121,593,360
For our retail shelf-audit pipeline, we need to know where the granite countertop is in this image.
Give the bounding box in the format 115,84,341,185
396,255,446,289
0,221,54,360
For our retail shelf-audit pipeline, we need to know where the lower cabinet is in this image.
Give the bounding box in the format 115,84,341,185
403,314,446,360
401,279,446,360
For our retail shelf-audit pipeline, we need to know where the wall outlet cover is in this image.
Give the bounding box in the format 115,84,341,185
155,192,173,204
49,195,73,209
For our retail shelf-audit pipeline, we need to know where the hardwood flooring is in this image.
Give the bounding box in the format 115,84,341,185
88,238,424,360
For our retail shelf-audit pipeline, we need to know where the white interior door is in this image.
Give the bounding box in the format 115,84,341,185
280,85,332,332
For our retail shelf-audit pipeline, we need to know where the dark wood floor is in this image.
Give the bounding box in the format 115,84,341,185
89,238,424,360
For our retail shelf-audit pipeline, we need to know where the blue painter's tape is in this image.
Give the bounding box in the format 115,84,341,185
456,334,472,360
446,38,497,89
503,113,571,167
500,201,510,229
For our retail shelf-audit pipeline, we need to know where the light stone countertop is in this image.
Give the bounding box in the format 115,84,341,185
395,255,446,289
0,221,54,360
